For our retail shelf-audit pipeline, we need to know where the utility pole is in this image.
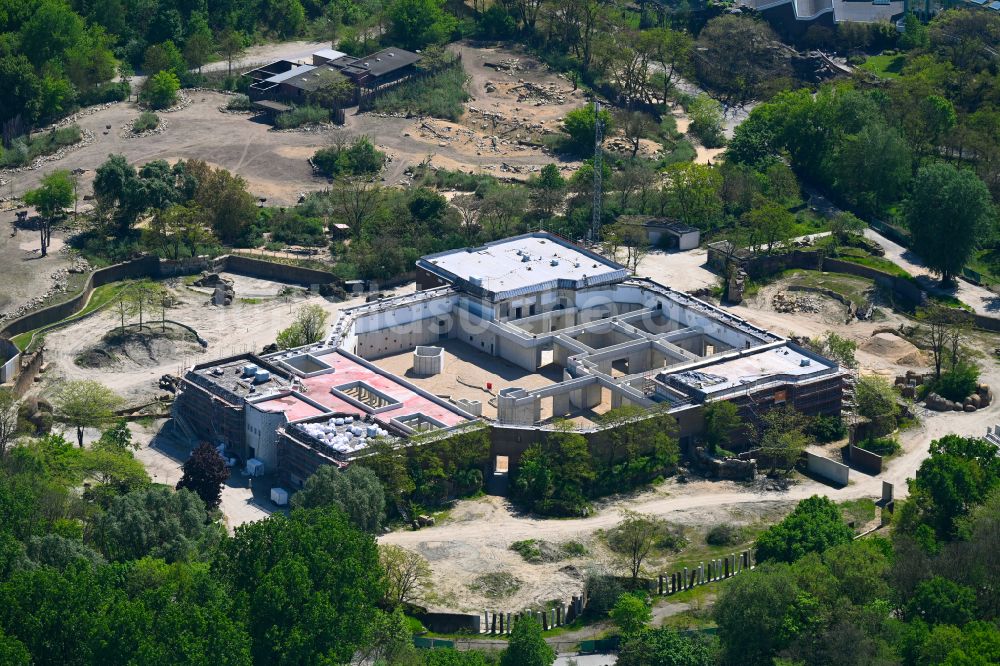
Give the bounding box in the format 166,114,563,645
591,101,604,243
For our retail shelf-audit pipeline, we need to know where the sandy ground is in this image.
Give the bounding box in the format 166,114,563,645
37,273,391,399
0,219,75,317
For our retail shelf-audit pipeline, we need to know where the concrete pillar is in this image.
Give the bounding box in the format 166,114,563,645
683,567,688,589
658,575,663,595
570,382,602,410
628,351,650,373
552,391,571,417
499,612,503,634
611,391,623,409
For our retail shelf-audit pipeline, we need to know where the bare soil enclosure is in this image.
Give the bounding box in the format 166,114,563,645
38,274,391,400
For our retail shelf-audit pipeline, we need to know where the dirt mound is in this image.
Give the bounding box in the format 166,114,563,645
75,325,203,369
860,332,925,364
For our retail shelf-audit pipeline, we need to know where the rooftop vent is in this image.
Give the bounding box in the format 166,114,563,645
800,359,812,367
550,259,559,266
521,254,531,262
388,52,395,57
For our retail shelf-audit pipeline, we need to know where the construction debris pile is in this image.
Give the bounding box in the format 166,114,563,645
771,292,820,313
484,58,523,75
510,81,567,105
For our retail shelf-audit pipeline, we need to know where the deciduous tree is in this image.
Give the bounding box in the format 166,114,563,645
379,543,431,605
291,464,385,532
176,441,229,510
52,380,122,447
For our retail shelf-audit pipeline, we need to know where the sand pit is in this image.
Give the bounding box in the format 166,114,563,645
860,332,925,365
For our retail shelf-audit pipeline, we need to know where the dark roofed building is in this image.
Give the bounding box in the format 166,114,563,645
244,46,422,105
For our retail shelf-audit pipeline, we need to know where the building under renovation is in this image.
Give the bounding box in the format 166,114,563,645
173,233,845,489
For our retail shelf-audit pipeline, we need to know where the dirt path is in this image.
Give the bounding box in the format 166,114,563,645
863,228,1000,315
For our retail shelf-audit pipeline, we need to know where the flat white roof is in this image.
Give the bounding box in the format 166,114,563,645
313,48,347,61
419,233,628,300
668,346,837,397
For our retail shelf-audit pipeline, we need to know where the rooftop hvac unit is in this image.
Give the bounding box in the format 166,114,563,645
800,359,812,367
522,254,531,262
550,259,559,266
242,364,259,377
253,370,271,384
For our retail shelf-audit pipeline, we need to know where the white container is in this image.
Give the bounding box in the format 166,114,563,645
270,487,289,506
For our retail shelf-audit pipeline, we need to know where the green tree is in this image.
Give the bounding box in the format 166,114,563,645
903,435,1000,541
754,406,811,474
291,464,385,532
834,123,912,215
183,18,214,73
52,380,122,447
95,418,135,451
610,592,652,636
276,304,330,349
143,40,185,78
142,70,180,109
176,441,229,510
24,170,74,257
563,102,614,154
813,331,857,369
907,575,976,627
854,374,899,422
662,162,723,230
0,388,19,458
214,508,384,665
899,12,929,50
608,511,662,581
387,0,458,50
217,29,246,78
755,496,854,563
501,616,555,666
906,163,996,286
530,163,566,217
194,165,257,243
714,563,815,666
702,401,741,454
688,94,725,148
379,543,431,606
617,627,718,666
745,200,794,254
0,55,41,127
94,485,222,562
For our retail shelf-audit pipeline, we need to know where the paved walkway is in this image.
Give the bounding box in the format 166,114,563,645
863,228,999,315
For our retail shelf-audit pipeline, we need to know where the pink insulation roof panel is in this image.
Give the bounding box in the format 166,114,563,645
302,351,470,428
253,394,327,422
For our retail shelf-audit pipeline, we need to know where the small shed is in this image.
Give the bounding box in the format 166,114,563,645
617,216,701,251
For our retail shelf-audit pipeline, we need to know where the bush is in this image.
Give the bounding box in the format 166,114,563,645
142,71,180,109
312,137,386,178
858,437,901,456
371,64,469,121
0,126,83,168
933,361,980,402
808,415,847,443
77,81,130,106
706,523,746,547
132,112,159,133
226,94,252,111
274,105,330,129
563,103,614,154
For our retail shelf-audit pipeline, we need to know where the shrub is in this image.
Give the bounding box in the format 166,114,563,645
77,81,130,106
563,103,614,154
687,94,726,148
371,64,469,121
274,105,330,129
312,136,386,178
809,414,847,443
858,437,901,457
706,523,746,546
132,112,159,132
933,361,980,402
142,71,180,109
226,94,252,111
0,126,83,168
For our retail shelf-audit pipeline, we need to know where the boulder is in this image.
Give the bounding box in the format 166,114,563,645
965,404,977,412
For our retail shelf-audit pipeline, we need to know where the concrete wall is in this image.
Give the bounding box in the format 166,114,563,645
848,442,884,475
412,346,445,376
245,402,287,469
0,339,18,384
805,451,849,486
355,315,444,359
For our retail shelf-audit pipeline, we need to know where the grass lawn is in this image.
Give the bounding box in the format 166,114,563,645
861,54,906,79
834,248,911,279
782,269,876,307
839,498,877,529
